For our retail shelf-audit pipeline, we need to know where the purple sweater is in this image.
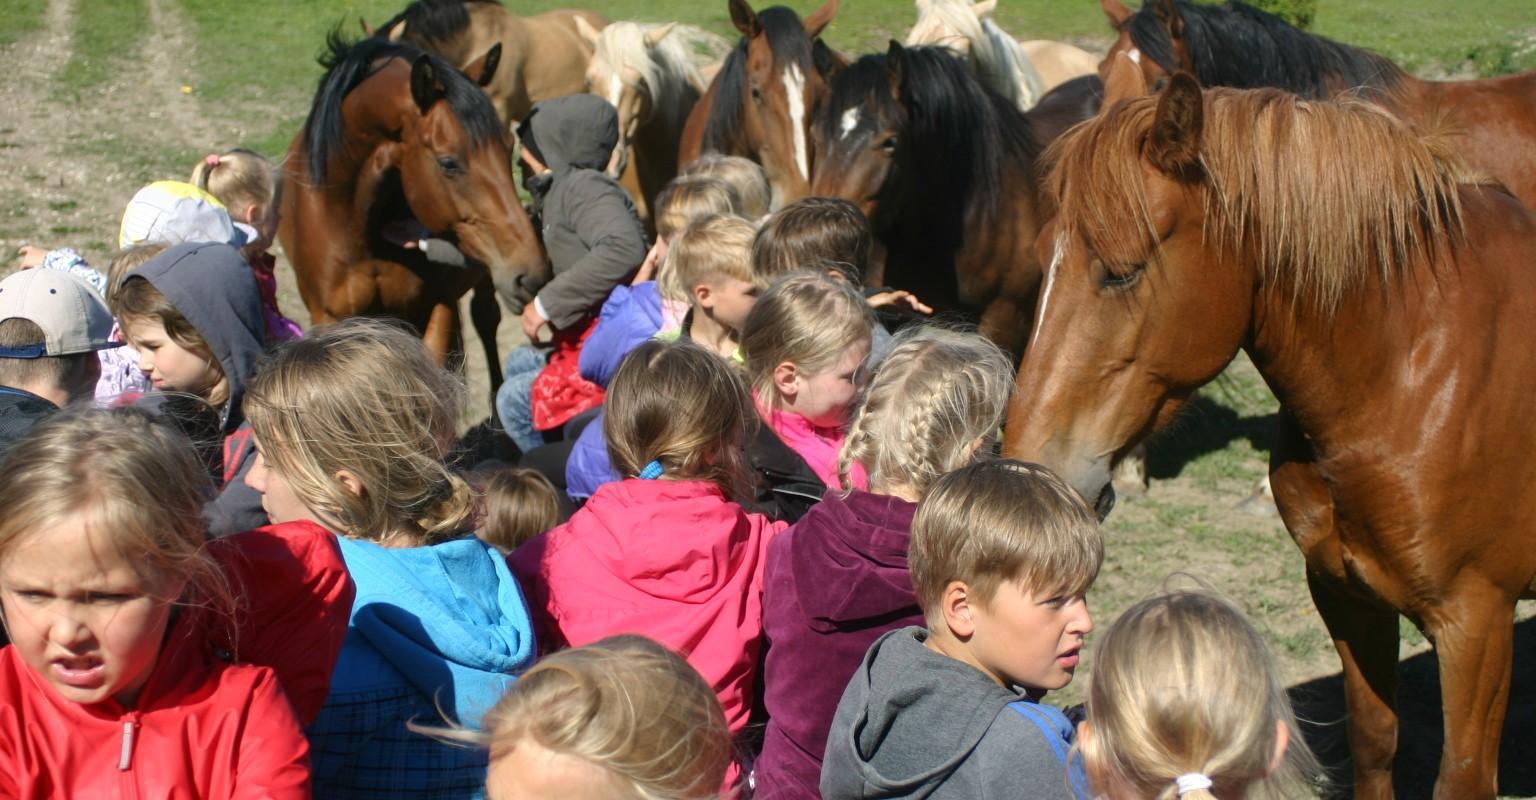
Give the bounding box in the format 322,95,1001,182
755,490,924,799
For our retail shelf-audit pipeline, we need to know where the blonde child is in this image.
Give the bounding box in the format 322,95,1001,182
475,465,561,554
755,327,1016,798
191,149,303,342
0,406,309,798
683,153,772,219
741,270,875,521
822,459,1102,799
241,318,537,798
1080,591,1323,800
511,339,787,739
471,635,733,799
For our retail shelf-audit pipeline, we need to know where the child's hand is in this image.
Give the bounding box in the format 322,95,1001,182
521,303,548,344
633,238,667,285
16,244,49,269
867,290,933,315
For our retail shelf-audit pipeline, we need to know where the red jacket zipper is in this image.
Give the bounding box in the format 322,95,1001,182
118,712,140,800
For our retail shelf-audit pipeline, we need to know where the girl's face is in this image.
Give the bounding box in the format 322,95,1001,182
245,436,328,532
783,342,869,428
123,318,225,401
0,515,183,708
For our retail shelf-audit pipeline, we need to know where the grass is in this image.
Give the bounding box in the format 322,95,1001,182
54,0,147,97
0,0,44,47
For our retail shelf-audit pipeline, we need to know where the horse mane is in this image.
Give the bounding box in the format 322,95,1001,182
703,7,819,153
595,22,706,120
301,31,505,184
912,0,1043,107
377,0,500,52
1048,88,1467,312
1127,1,1404,100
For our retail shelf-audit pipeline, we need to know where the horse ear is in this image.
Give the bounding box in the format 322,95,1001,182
644,22,678,48
574,15,602,46
971,0,997,19
729,0,760,36
885,39,907,96
1146,72,1203,176
1152,0,1187,43
803,0,840,40
1101,0,1134,30
410,55,445,112
466,43,502,87
1102,51,1148,106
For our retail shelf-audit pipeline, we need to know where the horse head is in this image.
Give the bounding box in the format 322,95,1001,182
1100,0,1193,89
579,19,681,178
809,41,911,225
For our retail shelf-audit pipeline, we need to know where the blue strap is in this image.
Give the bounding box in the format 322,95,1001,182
1008,701,1092,799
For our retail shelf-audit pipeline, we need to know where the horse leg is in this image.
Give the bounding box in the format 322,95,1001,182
1422,588,1514,799
471,274,504,396
1271,411,1398,800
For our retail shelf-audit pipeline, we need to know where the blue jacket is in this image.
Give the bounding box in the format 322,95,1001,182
578,281,665,388
566,409,619,500
309,536,537,799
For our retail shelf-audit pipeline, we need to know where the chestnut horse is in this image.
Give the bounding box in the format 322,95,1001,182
1099,0,1536,209
280,34,546,385
678,0,843,209
1007,58,1536,798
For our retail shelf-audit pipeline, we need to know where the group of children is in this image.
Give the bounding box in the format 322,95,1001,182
0,95,1325,800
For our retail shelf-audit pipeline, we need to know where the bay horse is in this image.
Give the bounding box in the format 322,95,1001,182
1006,55,1536,798
678,0,843,209
904,0,1098,109
376,0,607,127
279,33,547,386
1099,0,1536,209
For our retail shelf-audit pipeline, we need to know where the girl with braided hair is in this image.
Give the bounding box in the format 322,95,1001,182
753,326,1016,799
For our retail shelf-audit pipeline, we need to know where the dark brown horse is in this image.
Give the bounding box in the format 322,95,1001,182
678,0,842,209
279,34,547,386
1100,0,1536,209
1007,57,1536,798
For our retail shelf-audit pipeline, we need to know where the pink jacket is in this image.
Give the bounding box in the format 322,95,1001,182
510,479,787,732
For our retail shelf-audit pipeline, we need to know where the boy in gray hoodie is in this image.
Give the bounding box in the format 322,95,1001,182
820,459,1103,799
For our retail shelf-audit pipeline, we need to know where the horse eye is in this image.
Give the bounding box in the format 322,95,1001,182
750,86,762,102
436,156,463,175
1099,260,1144,290
879,136,898,153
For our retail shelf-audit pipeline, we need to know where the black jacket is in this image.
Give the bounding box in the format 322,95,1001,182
0,386,58,465
748,424,828,524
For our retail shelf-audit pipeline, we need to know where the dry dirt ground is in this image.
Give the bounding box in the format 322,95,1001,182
2,2,1534,796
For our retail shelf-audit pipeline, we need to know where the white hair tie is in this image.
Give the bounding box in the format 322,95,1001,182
1175,773,1213,795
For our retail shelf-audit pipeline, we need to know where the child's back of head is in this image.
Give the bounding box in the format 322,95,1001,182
1082,590,1323,800
752,197,873,283
655,176,744,243
475,465,561,554
191,149,279,253
682,155,771,220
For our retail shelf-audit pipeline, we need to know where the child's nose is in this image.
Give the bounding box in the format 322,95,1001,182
49,611,95,651
1073,603,1094,636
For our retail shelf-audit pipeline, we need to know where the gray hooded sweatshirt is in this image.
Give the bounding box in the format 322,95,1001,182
820,626,1085,800
521,94,648,331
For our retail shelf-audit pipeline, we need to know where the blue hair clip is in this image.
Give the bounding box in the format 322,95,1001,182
638,460,664,480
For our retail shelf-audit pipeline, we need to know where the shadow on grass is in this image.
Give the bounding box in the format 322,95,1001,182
1145,394,1278,481
1289,616,1536,798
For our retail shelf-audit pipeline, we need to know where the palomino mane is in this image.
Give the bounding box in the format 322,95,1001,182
377,0,498,52
1126,1,1404,100
912,0,1042,107
595,22,706,118
301,32,504,184
821,46,1036,225
703,7,820,153
1048,87,1466,311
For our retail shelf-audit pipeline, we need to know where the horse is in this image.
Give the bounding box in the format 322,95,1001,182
904,0,1098,109
1006,55,1536,798
678,0,843,210
376,0,607,128
1099,0,1536,209
279,33,547,389
575,19,710,227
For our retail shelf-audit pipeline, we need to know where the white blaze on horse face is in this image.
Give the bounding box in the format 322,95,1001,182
784,63,810,180
1030,231,1067,352
1127,47,1142,65
840,107,861,140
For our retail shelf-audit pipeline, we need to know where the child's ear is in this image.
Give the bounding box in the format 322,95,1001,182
941,580,978,638
244,203,264,227
334,469,366,498
693,282,713,309
772,361,800,399
1268,720,1290,775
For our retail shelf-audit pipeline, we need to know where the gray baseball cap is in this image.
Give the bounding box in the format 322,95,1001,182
0,270,122,358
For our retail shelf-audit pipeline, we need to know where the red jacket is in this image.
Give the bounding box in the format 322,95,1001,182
511,479,787,732
0,623,311,799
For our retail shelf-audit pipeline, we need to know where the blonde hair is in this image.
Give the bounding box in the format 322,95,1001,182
0,406,232,630
838,326,1015,492
669,214,761,297
243,318,473,547
1083,590,1324,800
682,155,770,219
655,175,743,241
604,339,757,500
190,148,278,220
740,270,873,404
105,243,167,305
477,635,733,799
476,466,561,554
910,459,1103,621
751,197,873,282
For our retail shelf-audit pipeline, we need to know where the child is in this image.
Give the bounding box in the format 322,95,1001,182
475,464,561,554
565,214,763,500
741,270,875,522
755,327,1016,798
462,635,733,799
110,241,268,536
1079,591,1323,800
683,153,772,219
821,459,1103,799
496,94,648,453
0,406,310,798
242,317,536,798
638,175,743,299
511,340,786,737
190,148,303,342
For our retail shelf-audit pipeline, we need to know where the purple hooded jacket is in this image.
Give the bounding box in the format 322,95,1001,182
754,489,925,799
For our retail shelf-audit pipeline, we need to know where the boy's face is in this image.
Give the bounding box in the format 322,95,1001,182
123,318,224,401
969,581,1092,692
